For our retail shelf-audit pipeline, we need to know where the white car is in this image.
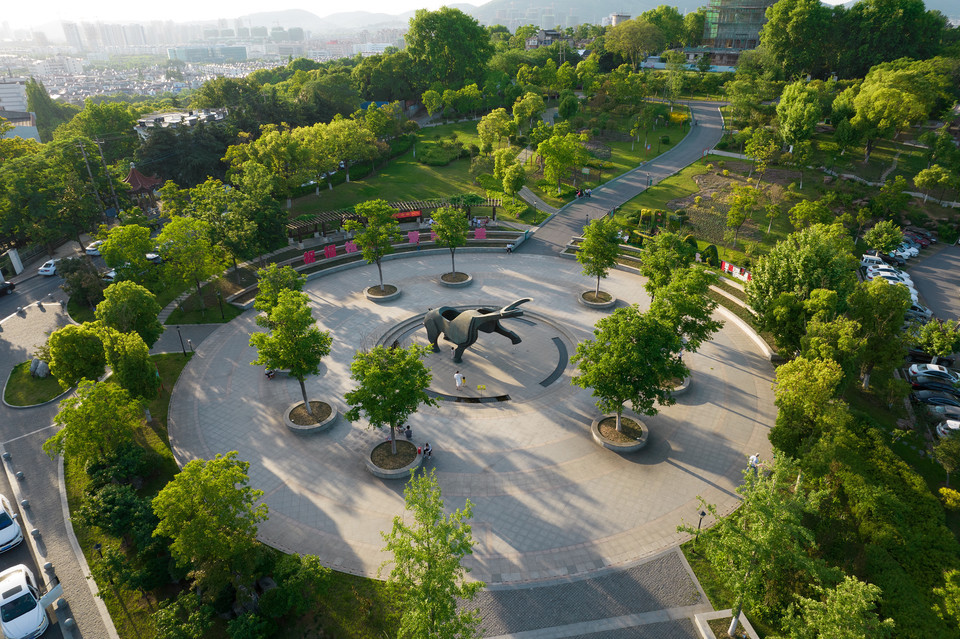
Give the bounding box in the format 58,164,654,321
937,420,960,439
36,260,58,277
0,565,50,639
0,495,23,554
897,243,919,257
866,266,912,283
867,272,914,288
908,363,960,383
84,240,103,256
102,269,117,283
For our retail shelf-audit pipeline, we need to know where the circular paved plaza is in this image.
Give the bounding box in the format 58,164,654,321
167,252,775,585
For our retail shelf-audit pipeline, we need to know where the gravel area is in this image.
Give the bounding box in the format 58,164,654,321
468,551,703,636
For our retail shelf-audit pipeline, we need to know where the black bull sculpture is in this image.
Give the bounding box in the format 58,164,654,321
424,298,532,363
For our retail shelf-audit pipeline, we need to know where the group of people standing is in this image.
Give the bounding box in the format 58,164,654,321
575,188,592,198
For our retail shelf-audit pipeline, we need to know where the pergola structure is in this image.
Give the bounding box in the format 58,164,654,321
121,165,163,211
285,197,502,242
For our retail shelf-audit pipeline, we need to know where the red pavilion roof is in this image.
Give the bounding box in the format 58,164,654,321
123,166,162,193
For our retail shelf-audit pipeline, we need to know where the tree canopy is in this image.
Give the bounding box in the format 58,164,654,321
44,380,142,466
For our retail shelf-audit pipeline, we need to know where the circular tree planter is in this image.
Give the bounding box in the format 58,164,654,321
364,284,401,303
668,373,692,397
365,439,422,479
439,272,473,288
284,400,338,434
578,290,617,310
591,414,648,453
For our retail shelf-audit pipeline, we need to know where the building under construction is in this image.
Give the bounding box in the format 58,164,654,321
700,0,777,64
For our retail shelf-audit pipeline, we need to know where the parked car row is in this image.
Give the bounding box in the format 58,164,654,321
0,495,50,638
907,364,960,439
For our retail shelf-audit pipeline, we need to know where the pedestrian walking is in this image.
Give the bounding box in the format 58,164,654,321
454,370,464,391
748,452,761,475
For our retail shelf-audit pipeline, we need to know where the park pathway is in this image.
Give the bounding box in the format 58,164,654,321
519,101,726,256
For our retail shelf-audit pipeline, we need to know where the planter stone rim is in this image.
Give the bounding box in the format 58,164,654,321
438,272,473,288
364,285,402,303
671,372,692,397
284,400,339,433
578,290,617,309
590,413,648,452
365,439,423,479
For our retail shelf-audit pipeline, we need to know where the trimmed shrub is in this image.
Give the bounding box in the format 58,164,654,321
702,244,720,266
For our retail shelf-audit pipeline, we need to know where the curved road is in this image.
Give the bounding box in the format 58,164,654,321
522,100,726,255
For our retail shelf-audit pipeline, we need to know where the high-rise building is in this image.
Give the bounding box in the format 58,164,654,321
702,0,776,51
62,22,84,50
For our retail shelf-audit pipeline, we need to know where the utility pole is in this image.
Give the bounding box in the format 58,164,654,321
93,138,122,215
77,141,106,217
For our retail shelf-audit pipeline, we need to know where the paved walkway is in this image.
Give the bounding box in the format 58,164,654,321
521,101,725,256
167,254,773,617
0,306,112,638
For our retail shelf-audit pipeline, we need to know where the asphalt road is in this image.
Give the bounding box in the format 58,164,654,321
0,274,66,318
907,243,960,322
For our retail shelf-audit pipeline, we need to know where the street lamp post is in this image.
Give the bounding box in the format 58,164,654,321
695,510,707,545
176,326,186,356
216,289,224,319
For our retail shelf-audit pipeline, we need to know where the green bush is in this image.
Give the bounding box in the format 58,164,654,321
938,223,959,244
476,173,502,192
702,244,720,266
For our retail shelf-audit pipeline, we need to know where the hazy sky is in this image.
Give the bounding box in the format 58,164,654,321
10,0,466,29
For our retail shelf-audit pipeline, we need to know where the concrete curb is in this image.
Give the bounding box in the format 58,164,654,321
714,304,774,362
57,456,121,639
1,368,73,409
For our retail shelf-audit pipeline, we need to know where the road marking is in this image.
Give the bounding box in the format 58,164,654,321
3,424,57,445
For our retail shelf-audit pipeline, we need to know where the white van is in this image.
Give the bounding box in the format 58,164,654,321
861,255,885,268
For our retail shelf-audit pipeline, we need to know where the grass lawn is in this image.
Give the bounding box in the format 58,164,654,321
618,157,711,212
67,353,193,639
165,278,248,325
289,123,487,218
3,361,64,406
68,351,403,638
67,297,96,324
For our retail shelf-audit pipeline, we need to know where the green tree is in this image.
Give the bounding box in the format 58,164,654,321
537,132,589,194
605,19,665,71
872,175,910,219
156,216,225,311
344,199,401,293
153,592,214,639
502,162,526,205
641,5,685,47
801,317,866,391
95,281,164,347
747,223,857,325
788,199,832,229
745,128,779,188
47,323,106,389
727,185,758,248
422,90,443,117
863,220,904,254
345,345,436,455
852,83,925,163
679,457,834,636
914,165,954,204
406,7,493,87
778,80,823,148
100,223,154,282
760,0,833,78
649,266,723,353
100,328,160,400
431,206,470,276
44,380,142,467
933,569,960,631
934,434,960,488
249,290,332,416
511,92,546,132
637,231,695,299
916,320,960,367
227,612,271,639
772,356,846,456
781,575,895,639
847,278,912,388
477,108,514,149
571,305,687,431
152,451,268,591
382,469,483,639
253,263,305,319
682,9,706,47
577,217,621,298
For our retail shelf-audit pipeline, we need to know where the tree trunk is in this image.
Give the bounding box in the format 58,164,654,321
376,260,384,292
450,248,456,275
616,407,623,432
390,424,397,455
345,162,351,182
727,603,742,637
299,378,312,416
195,279,205,311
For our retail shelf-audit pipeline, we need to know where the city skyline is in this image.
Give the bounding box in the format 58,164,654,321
7,0,466,30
